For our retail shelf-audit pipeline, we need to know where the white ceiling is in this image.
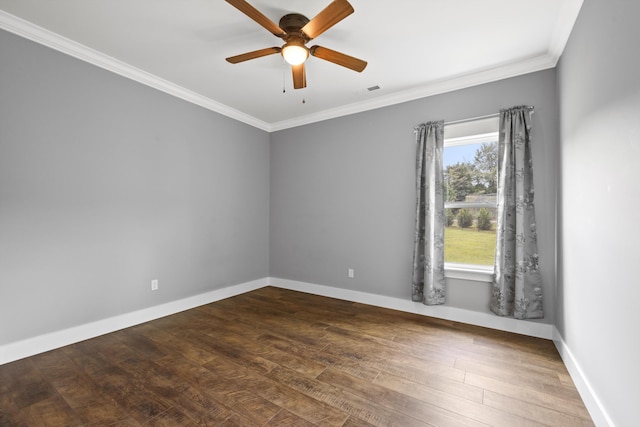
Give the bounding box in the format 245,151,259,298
0,0,583,131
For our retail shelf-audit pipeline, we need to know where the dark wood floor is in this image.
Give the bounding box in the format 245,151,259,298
0,287,593,426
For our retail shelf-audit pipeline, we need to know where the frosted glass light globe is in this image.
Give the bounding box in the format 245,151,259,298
282,44,308,65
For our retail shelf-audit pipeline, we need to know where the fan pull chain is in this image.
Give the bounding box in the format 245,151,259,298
282,60,286,93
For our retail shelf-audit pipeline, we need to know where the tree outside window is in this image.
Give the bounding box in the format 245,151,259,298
443,136,498,266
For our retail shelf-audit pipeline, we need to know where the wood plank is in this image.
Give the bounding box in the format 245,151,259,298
144,406,193,426
0,287,593,426
373,371,547,427
317,368,487,427
153,354,281,426
85,365,175,425
323,325,457,367
321,341,466,383
21,396,83,427
265,408,318,426
456,357,567,394
2,359,57,409
30,349,80,381
50,373,113,409
201,354,349,426
202,328,327,377
464,372,593,420
309,349,381,382
342,416,380,427
61,340,119,376
136,355,244,424
267,365,433,427
483,390,595,427
71,399,140,426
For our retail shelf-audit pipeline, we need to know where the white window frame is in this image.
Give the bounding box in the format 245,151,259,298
443,125,499,283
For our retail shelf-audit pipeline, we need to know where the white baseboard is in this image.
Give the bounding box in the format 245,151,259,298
552,328,613,427
268,277,554,339
0,276,555,366
0,278,268,365
1,276,610,425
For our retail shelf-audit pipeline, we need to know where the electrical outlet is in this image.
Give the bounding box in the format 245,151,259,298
151,279,158,291
348,268,354,278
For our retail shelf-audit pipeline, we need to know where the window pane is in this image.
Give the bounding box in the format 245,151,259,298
443,136,498,267
444,207,497,266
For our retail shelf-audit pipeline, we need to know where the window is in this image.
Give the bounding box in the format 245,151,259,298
443,117,498,279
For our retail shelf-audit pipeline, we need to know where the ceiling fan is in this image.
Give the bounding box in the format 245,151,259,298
225,0,367,89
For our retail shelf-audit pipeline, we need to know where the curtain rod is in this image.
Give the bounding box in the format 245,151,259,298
444,113,499,126
413,113,498,134
415,107,534,133
445,106,534,126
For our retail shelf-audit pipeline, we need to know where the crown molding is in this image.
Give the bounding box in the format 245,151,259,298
269,53,558,131
548,0,584,60
270,0,583,132
0,10,271,132
2,3,580,134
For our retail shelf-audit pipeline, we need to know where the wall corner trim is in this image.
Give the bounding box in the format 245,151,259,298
0,278,268,365
552,327,614,427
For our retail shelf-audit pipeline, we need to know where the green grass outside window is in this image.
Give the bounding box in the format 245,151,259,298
444,226,496,266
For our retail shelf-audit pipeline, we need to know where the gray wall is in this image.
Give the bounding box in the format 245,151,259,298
557,0,640,424
3,2,637,421
0,30,270,345
270,69,558,323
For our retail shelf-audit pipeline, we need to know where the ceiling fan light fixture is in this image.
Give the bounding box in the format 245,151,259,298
225,0,366,89
282,42,309,65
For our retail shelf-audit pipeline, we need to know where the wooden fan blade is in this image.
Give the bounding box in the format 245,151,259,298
225,0,287,38
226,47,281,64
292,63,307,89
310,45,367,72
301,0,354,40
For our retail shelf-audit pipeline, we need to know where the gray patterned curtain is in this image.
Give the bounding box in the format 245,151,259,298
491,106,544,319
412,121,445,305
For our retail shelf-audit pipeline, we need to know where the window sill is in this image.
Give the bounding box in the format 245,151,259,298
445,263,494,282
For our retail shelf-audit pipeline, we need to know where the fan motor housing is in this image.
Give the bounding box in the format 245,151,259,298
279,13,310,36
